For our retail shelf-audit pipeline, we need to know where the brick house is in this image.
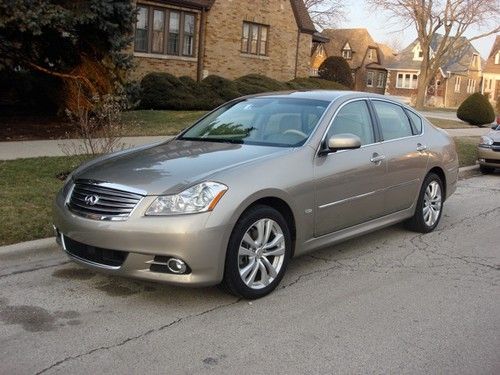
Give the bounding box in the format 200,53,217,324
131,0,317,82
386,35,483,108
311,28,396,94
481,35,500,106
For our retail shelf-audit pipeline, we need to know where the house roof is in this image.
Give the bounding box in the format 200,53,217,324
483,35,500,74
388,34,483,74
377,43,397,65
313,32,329,43
320,28,389,69
160,0,215,9
290,0,317,34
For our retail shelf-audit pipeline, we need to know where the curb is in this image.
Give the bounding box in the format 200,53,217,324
0,237,56,257
0,164,483,256
458,164,480,179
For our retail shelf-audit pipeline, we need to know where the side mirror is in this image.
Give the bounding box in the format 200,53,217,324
322,133,362,154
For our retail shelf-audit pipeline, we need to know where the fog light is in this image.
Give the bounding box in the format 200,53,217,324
167,258,187,274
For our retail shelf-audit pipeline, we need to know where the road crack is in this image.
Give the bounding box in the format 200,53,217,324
34,298,242,375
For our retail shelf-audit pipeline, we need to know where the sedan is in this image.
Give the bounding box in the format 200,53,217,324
53,91,459,298
477,124,500,174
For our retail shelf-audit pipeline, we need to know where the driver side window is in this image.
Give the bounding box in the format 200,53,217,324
327,100,375,145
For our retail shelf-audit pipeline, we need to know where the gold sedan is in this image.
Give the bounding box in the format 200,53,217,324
478,124,500,174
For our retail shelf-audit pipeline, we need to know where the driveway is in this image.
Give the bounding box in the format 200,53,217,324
1,175,499,374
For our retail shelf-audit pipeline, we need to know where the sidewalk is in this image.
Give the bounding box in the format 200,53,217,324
0,136,170,160
0,129,491,160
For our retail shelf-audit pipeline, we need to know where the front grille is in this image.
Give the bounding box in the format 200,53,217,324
485,158,500,164
63,236,128,267
68,180,144,220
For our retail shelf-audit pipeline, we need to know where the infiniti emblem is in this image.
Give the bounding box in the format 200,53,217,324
84,194,100,206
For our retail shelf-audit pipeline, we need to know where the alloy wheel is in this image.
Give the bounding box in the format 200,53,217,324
423,180,442,227
237,218,286,290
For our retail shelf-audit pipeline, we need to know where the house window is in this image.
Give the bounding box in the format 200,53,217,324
467,79,476,93
366,71,374,87
134,4,196,57
454,76,461,92
495,51,500,64
367,49,376,60
377,72,385,88
413,44,423,61
396,72,418,89
342,49,352,59
241,22,269,56
135,6,149,52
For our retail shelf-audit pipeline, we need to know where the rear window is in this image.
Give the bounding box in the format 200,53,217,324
405,109,423,134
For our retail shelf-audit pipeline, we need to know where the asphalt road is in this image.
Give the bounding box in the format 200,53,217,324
1,175,499,374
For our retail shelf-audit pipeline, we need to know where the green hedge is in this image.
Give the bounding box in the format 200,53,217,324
457,93,495,126
139,73,347,110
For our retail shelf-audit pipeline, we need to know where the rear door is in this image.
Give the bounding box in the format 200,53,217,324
370,100,429,215
314,100,387,237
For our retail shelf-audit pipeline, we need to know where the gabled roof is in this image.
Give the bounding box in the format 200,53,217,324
377,43,397,65
160,0,215,9
388,34,483,74
320,28,385,69
483,35,500,74
290,0,317,34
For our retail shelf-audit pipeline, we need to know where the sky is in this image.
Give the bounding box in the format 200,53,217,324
339,0,497,59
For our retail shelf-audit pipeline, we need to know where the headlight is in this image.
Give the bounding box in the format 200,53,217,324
479,136,493,148
145,182,228,216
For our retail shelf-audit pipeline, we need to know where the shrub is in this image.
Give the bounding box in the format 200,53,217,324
457,92,495,126
140,73,195,110
318,56,354,88
234,74,288,95
201,75,241,101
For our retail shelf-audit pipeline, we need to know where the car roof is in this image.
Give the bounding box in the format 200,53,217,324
244,90,396,103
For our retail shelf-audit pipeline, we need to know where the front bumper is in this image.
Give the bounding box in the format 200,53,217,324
53,190,231,287
477,147,500,168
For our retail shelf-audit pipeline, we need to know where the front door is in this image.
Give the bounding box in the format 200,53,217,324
314,100,387,237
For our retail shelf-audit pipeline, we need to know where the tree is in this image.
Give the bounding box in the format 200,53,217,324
303,0,345,29
318,56,354,88
0,0,136,111
367,0,500,109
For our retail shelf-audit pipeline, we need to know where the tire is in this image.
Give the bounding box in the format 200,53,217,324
479,165,494,174
406,173,444,233
220,205,292,299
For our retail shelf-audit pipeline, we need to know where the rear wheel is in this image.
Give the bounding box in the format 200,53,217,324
479,165,495,174
406,173,444,233
221,205,291,299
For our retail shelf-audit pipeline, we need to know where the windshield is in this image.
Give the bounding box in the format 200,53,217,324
180,98,330,147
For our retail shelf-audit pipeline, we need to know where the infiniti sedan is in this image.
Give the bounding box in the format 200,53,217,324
53,91,459,298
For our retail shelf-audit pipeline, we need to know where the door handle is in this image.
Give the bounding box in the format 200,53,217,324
416,143,427,152
370,153,385,163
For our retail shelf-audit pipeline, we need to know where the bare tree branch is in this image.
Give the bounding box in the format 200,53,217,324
366,0,500,109
303,0,345,29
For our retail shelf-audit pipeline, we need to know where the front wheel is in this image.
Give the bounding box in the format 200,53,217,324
221,205,292,299
406,173,444,233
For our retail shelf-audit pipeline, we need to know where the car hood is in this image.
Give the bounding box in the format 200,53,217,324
75,139,290,195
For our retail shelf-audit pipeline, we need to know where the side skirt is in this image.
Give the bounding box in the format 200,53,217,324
297,207,414,256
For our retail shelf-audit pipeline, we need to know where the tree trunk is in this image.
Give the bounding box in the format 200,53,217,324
415,55,430,110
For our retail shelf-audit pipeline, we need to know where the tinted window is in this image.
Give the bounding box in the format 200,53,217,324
373,101,413,141
181,98,329,147
405,109,423,134
327,100,374,145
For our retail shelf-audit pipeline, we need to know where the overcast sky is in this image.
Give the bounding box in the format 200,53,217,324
340,0,497,58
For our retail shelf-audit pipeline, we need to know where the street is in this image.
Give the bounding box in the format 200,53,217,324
1,175,499,374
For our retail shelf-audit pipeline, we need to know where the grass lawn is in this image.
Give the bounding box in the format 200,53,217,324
427,117,474,129
121,110,207,136
0,137,479,246
0,155,90,246
454,136,479,167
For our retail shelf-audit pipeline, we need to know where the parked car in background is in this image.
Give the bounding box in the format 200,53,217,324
478,124,500,174
53,91,459,299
